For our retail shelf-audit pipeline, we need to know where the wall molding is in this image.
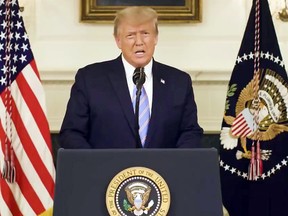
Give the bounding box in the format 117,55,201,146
41,70,230,132
40,70,232,82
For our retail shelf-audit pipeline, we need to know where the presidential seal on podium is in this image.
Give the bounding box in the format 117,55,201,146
106,167,170,216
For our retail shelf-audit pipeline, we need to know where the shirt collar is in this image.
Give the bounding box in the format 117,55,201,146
122,55,153,81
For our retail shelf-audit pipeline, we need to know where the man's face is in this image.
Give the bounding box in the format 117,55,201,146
114,21,158,68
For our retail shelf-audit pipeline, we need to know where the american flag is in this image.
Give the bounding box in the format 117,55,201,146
0,0,55,215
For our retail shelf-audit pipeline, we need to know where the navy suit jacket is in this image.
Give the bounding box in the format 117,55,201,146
59,55,203,149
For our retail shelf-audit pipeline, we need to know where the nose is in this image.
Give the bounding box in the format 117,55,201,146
135,33,143,46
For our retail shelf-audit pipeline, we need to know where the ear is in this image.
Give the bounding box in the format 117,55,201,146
114,35,122,49
154,35,158,46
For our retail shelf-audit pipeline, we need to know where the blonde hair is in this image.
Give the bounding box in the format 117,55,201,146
113,6,158,36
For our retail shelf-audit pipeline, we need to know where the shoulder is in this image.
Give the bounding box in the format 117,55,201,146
77,57,119,77
153,60,191,81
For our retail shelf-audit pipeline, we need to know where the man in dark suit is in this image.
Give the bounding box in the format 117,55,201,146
59,6,203,149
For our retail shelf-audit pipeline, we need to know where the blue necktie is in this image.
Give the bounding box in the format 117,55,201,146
132,86,150,146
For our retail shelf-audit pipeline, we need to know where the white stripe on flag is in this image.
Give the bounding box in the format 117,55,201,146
11,79,55,177
8,182,35,216
22,64,48,114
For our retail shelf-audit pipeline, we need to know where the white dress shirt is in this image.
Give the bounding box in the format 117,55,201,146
122,55,153,114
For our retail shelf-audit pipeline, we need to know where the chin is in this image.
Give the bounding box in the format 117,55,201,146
133,60,150,67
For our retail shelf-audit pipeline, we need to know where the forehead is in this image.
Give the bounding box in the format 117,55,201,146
119,21,156,33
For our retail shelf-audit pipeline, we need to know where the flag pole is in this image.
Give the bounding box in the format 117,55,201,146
2,0,16,184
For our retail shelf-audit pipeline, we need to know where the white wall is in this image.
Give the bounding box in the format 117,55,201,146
19,0,288,133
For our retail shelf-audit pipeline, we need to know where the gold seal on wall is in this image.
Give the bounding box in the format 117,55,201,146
106,167,170,216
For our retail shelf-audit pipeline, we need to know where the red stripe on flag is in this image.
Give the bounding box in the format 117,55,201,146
232,121,246,134
233,115,245,125
233,114,244,124
238,126,251,137
16,70,53,153
231,112,253,137
1,181,22,216
231,113,252,137
30,59,40,79
0,124,22,216
0,93,54,199
0,119,45,214
13,150,46,214
231,117,244,130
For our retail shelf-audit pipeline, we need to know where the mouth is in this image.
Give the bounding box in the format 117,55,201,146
135,50,145,56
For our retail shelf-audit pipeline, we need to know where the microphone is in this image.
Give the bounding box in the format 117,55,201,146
133,67,146,90
133,67,146,148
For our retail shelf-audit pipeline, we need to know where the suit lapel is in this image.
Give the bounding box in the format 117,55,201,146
145,62,167,146
107,58,168,147
107,57,137,137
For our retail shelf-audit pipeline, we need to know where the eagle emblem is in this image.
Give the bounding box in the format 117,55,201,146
124,181,154,215
221,69,288,161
